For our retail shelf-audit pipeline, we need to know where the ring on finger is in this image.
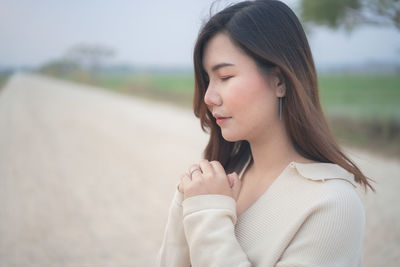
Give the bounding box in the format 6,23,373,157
190,168,201,176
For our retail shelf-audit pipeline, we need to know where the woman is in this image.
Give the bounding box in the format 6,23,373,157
157,0,375,266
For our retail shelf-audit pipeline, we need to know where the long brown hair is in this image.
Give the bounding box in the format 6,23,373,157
192,0,375,192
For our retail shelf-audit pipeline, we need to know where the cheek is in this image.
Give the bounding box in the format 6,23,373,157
247,93,276,129
226,77,260,107
228,75,276,116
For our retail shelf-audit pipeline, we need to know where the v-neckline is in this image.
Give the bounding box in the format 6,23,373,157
236,160,295,220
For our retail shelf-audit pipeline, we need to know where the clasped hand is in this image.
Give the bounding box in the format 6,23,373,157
177,159,242,201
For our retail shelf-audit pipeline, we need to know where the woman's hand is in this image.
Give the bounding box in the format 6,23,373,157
177,159,242,201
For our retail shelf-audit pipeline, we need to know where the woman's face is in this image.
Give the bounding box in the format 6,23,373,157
203,32,282,143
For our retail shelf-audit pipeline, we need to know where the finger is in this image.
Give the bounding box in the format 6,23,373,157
180,172,190,181
188,164,202,181
178,172,190,192
209,160,227,177
230,172,242,201
188,164,201,174
227,174,234,188
189,169,203,184
198,159,214,177
181,172,192,186
177,182,183,193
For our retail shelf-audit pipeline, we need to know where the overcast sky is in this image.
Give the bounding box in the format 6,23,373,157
1,0,399,69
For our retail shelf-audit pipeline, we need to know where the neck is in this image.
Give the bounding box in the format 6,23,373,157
247,120,301,182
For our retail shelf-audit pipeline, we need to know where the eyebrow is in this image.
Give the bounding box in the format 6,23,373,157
210,62,235,72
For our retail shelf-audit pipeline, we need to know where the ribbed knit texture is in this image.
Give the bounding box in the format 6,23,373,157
156,160,365,267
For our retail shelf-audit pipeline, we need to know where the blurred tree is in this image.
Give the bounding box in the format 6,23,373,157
65,44,115,73
299,0,400,31
39,59,81,76
38,44,115,83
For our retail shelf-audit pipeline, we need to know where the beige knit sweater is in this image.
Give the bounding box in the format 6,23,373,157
156,158,365,267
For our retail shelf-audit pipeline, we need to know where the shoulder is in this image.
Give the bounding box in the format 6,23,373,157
291,161,357,187
277,162,366,266
289,161,359,193
287,161,365,223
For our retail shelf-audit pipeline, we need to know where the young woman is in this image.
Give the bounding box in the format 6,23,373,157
157,0,375,266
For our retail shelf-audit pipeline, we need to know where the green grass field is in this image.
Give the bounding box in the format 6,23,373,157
0,73,11,90
319,74,400,121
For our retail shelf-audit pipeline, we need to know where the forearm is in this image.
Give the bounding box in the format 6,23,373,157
182,194,252,267
156,188,191,267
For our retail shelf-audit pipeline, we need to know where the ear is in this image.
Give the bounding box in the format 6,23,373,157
272,67,286,97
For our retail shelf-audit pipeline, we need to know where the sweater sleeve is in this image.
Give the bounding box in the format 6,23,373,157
276,189,365,267
182,194,252,267
155,186,191,267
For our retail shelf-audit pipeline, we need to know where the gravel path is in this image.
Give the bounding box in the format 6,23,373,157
0,73,398,266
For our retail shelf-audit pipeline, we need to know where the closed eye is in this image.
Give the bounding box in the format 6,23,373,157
221,76,233,81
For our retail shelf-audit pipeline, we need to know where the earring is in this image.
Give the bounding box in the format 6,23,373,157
278,88,285,121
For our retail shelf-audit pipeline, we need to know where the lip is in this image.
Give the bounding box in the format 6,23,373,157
212,112,231,125
216,117,231,125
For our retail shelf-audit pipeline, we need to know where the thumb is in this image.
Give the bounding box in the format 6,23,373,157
228,172,242,201
227,173,235,188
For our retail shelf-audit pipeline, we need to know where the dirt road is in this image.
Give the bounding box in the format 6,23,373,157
0,74,398,266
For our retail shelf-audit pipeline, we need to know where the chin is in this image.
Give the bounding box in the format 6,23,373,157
221,131,243,143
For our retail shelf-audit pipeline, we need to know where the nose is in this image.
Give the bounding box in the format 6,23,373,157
204,83,222,107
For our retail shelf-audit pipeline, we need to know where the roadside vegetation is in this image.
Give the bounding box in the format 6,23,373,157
38,67,400,158
0,71,12,90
